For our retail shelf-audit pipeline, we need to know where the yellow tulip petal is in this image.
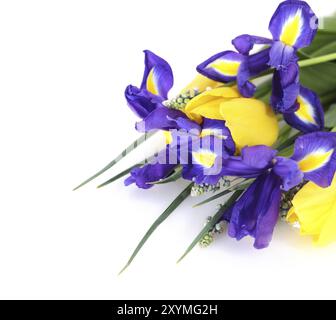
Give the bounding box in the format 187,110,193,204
220,98,279,150
288,178,336,246
184,87,240,122
181,74,221,94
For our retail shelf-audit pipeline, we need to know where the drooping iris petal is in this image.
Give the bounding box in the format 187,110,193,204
184,87,240,122
220,145,277,178
287,177,336,246
220,98,279,150
283,86,324,133
232,34,273,55
271,62,300,113
125,163,177,189
273,157,303,191
125,85,162,119
197,51,245,83
237,49,271,98
269,0,318,49
201,118,236,156
291,132,336,187
224,172,282,249
269,41,297,69
140,50,174,99
135,107,201,133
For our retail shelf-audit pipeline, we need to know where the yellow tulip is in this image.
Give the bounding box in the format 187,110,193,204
184,88,279,150
287,177,336,246
181,74,222,95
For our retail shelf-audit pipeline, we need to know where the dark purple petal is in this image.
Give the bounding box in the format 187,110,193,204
283,86,325,133
291,132,336,187
140,50,174,99
232,34,273,55
273,157,303,191
271,62,300,113
269,0,318,49
225,172,281,249
125,85,162,119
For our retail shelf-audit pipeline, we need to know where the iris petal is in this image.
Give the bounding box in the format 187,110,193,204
224,172,282,249
197,51,245,83
232,34,273,55
283,86,324,133
271,62,300,113
140,50,174,99
291,132,336,187
269,0,318,49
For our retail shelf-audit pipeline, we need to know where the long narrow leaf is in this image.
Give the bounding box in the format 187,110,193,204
177,190,243,264
149,166,183,185
119,183,193,274
193,181,251,208
96,162,142,189
73,131,156,191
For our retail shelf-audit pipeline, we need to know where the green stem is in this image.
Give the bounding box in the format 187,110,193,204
298,52,336,68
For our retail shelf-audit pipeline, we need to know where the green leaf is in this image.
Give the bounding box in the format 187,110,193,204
149,166,183,185
177,190,243,264
311,41,336,57
324,13,336,32
193,181,250,208
325,104,336,128
254,78,272,99
300,62,336,97
96,162,142,189
73,131,156,191
119,183,193,274
301,30,336,57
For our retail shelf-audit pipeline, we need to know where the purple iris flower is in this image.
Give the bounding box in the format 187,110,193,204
220,131,336,249
197,1,323,131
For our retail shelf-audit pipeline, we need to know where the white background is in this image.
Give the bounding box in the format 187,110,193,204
1,0,336,300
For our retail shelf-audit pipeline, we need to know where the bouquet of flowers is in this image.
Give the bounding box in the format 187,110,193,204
75,0,336,273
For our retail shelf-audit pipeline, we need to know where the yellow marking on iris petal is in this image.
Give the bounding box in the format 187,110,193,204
200,129,227,140
295,95,317,125
298,149,334,173
146,68,159,95
280,11,302,46
163,131,173,145
193,150,217,168
209,60,241,77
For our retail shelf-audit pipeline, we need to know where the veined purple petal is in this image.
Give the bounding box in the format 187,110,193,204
291,132,336,187
271,62,300,113
273,157,303,191
140,50,174,99
269,0,318,49
197,51,245,83
125,85,162,119
284,86,324,133
269,41,297,69
225,172,282,249
135,107,201,133
232,34,273,55
220,145,277,178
